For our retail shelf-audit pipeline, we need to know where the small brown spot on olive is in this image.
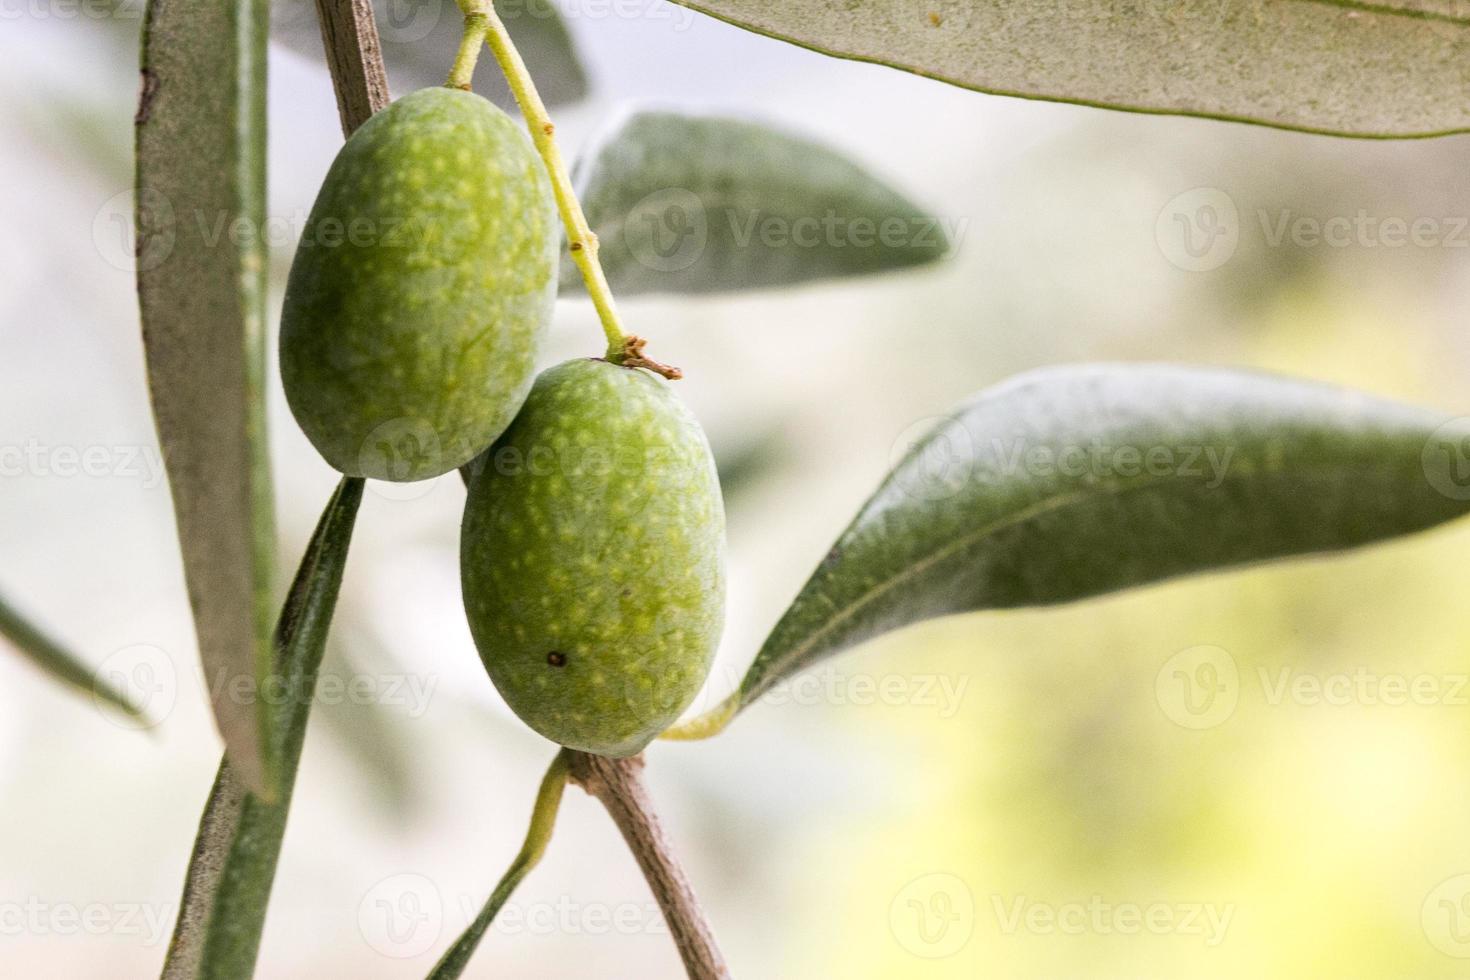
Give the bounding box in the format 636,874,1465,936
570,241,583,252
547,651,567,667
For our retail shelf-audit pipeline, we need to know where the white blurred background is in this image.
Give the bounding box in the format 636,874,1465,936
6,2,1470,977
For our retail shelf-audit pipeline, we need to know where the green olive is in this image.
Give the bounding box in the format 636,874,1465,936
280,87,558,481
461,358,726,756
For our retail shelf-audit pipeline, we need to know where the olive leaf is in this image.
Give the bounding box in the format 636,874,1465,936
315,630,422,821
137,0,278,796
162,478,363,980
733,364,1470,709
664,1,1470,138
0,592,142,720
271,0,588,109
566,109,949,295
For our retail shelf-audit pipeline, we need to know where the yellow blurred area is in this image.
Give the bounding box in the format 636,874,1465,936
776,294,1470,978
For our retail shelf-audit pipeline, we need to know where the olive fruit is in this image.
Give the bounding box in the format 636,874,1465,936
280,87,558,481
460,358,726,756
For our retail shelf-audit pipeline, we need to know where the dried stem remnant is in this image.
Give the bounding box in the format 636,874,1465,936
615,335,684,381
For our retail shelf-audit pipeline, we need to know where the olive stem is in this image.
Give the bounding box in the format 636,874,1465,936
446,13,488,91
567,751,731,980
426,750,571,979
454,0,628,359
659,692,739,742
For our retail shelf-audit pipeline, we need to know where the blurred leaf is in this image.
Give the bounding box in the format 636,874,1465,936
162,478,363,980
429,750,570,979
665,1,1470,138
314,633,421,822
569,110,948,294
712,424,789,505
0,592,142,720
735,364,1470,707
271,0,588,109
137,0,277,795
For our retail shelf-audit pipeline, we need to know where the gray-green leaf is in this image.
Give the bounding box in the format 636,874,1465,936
137,0,277,796
736,364,1470,708
0,592,143,720
568,110,949,295
162,478,363,980
272,0,589,109
665,1,1470,138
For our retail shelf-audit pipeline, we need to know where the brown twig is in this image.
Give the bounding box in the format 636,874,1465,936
566,752,730,979
312,0,391,135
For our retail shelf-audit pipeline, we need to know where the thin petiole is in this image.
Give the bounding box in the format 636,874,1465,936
455,0,627,358
426,748,572,979
659,692,738,742
446,12,489,90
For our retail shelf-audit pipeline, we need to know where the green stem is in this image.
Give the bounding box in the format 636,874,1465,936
446,13,488,90
455,0,627,358
659,692,739,742
428,749,572,979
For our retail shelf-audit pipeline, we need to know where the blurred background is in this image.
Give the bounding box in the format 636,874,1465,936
6,2,1470,977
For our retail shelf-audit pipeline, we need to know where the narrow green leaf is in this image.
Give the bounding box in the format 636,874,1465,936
137,0,277,795
162,478,364,980
736,364,1470,708
0,593,143,719
428,750,571,979
271,0,589,109
568,109,949,295
665,1,1470,139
